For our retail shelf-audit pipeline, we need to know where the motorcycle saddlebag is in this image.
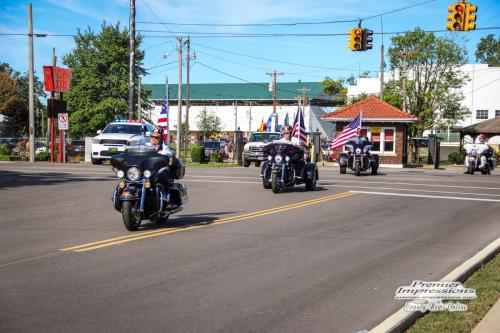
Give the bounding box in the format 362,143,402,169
169,158,185,180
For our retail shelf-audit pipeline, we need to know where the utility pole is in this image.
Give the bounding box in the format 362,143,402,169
128,0,135,119
266,70,284,114
380,44,385,99
137,77,141,120
176,36,183,158
28,3,35,163
247,102,252,137
184,36,195,159
395,50,411,113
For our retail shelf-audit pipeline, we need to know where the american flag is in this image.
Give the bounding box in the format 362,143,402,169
330,114,362,149
291,106,307,147
157,92,169,141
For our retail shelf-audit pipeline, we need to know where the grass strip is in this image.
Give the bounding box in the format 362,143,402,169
407,253,500,333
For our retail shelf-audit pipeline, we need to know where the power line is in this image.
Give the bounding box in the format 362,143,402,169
137,0,437,27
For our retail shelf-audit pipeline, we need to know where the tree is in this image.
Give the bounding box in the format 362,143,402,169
348,92,369,105
387,28,470,137
382,80,403,110
0,63,46,137
196,107,222,140
475,34,500,66
62,22,150,136
320,77,347,105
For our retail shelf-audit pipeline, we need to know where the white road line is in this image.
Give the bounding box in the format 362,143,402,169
321,179,500,191
322,184,500,197
352,191,500,202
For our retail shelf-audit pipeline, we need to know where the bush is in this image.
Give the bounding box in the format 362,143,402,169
0,144,9,156
0,155,10,161
190,145,205,163
36,151,50,161
209,152,222,163
447,151,459,163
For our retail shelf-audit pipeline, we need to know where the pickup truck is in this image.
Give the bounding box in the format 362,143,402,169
242,132,281,167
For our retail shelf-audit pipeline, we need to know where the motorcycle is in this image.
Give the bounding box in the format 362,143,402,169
110,146,187,231
260,142,318,193
464,143,495,175
339,139,379,176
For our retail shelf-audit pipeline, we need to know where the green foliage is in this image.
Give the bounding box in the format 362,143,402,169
349,93,369,105
195,107,222,141
387,28,470,137
209,152,222,163
62,22,150,136
0,144,10,156
320,77,347,105
36,151,50,161
0,63,46,136
0,155,10,161
447,151,459,163
190,144,205,163
475,34,500,66
382,80,403,109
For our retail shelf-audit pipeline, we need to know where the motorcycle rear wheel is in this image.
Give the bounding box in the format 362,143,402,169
122,201,141,231
340,166,346,174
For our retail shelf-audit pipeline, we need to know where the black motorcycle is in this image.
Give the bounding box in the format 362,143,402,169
110,146,187,231
339,139,379,176
260,142,318,193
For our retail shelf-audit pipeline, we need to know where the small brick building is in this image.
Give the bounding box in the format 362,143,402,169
322,96,417,167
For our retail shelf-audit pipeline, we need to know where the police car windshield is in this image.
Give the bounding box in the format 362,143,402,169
103,124,143,134
250,133,280,142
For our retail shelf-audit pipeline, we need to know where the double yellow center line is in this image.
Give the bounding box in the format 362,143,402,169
61,191,356,252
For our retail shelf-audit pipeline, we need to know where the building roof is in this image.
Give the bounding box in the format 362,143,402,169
144,82,324,101
460,117,500,135
321,96,417,122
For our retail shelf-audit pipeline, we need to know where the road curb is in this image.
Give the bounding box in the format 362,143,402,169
369,236,500,333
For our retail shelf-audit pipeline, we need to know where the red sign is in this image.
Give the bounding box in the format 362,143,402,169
43,66,72,92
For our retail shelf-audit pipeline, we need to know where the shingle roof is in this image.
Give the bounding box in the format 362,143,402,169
460,117,500,135
322,96,417,122
144,82,324,101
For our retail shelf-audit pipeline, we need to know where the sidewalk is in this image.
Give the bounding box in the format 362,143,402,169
471,298,500,333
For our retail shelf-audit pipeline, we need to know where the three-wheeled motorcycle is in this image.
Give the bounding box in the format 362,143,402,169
260,142,318,193
110,146,187,231
339,138,379,176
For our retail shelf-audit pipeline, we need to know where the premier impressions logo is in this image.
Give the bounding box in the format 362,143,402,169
394,280,477,312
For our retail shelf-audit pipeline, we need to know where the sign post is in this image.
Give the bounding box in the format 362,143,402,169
43,65,72,163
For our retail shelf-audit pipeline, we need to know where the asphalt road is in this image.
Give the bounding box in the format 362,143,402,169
0,162,499,333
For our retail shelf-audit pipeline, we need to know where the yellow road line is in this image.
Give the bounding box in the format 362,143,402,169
61,191,356,252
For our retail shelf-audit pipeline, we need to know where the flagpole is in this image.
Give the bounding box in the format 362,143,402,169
165,75,169,144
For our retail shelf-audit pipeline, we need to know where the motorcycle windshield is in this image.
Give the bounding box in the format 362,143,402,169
110,146,169,172
345,140,373,152
264,143,304,161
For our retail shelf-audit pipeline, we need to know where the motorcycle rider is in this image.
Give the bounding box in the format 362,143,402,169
147,126,174,196
475,134,492,170
276,125,293,142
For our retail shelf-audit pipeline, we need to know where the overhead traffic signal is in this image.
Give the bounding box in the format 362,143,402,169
361,29,373,51
465,3,477,31
447,2,466,31
347,28,363,51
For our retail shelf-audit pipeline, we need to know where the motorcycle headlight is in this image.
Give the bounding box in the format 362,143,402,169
143,169,151,178
92,138,100,144
268,155,273,161
355,147,362,154
275,155,283,163
285,156,290,162
116,170,125,178
127,167,141,181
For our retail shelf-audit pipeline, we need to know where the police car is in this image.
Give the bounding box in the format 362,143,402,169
91,118,155,164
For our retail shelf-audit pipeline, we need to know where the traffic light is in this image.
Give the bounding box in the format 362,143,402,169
465,3,477,31
361,29,373,51
446,2,466,31
347,28,362,51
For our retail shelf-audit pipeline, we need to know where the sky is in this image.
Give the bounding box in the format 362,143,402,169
1,0,499,86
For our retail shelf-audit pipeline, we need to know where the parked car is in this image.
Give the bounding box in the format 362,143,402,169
201,141,224,160
69,140,85,156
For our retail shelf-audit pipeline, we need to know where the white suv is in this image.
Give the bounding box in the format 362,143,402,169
91,119,155,164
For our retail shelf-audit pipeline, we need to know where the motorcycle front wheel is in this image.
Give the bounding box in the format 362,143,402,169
271,172,280,193
468,163,475,175
355,161,361,176
122,200,141,231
